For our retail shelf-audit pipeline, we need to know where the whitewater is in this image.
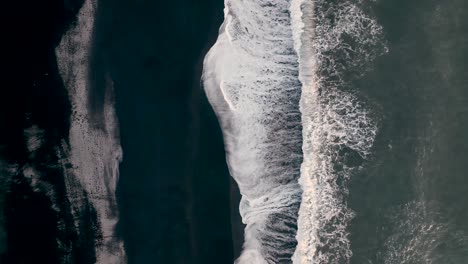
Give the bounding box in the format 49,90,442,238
55,0,125,263
203,0,386,263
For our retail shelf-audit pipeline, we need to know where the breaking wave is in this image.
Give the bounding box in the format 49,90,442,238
203,0,386,263
292,0,385,263
203,0,303,263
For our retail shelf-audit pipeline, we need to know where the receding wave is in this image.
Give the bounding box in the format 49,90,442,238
55,0,125,263
203,0,386,263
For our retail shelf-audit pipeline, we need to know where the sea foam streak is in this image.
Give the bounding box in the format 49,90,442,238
203,0,303,262
56,0,125,263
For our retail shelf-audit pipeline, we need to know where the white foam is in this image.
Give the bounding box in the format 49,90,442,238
203,0,303,262
204,0,386,263
21,126,61,212
382,201,468,264
55,0,125,263
291,0,385,263
24,126,45,154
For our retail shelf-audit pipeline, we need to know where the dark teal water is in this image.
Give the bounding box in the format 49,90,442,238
349,0,468,263
93,0,238,263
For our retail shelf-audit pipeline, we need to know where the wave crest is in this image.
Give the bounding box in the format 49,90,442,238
292,0,386,263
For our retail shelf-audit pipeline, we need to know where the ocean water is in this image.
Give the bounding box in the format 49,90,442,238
203,0,468,263
2,0,468,263
349,1,468,263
